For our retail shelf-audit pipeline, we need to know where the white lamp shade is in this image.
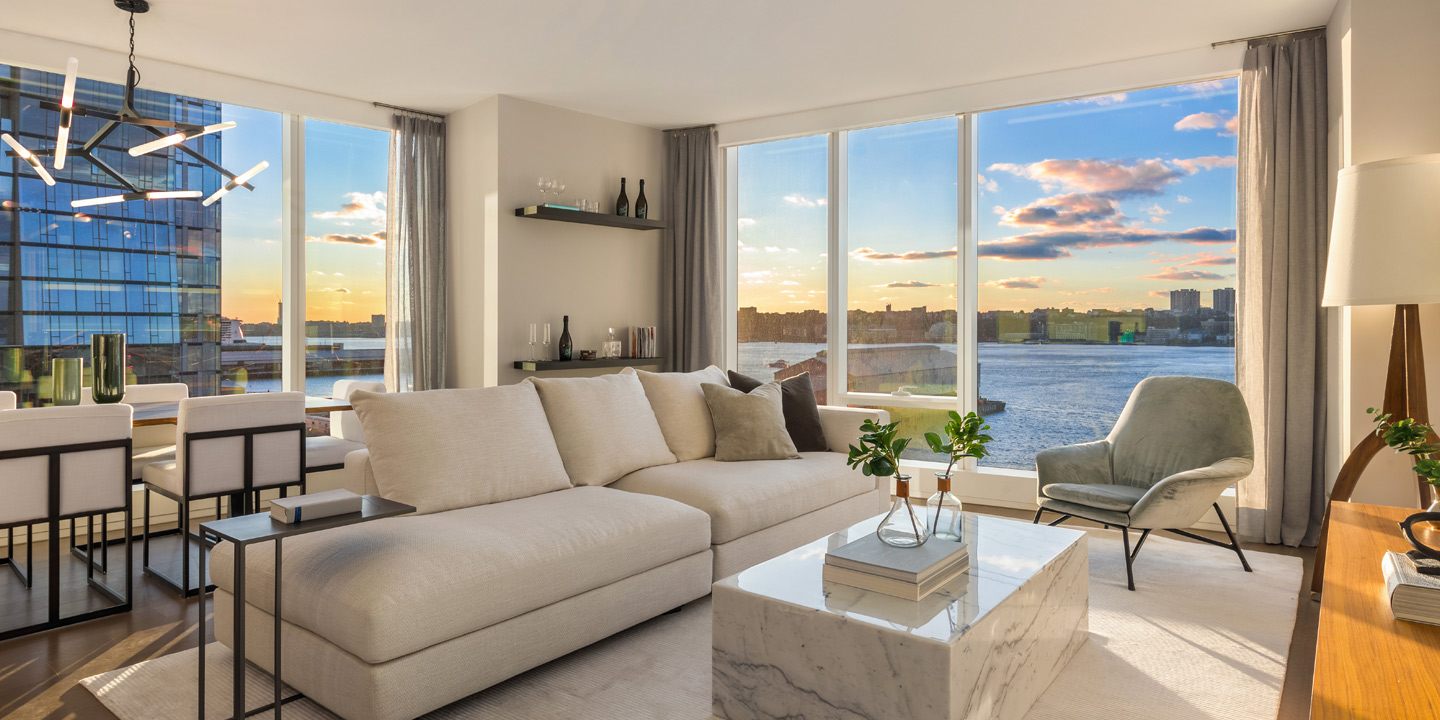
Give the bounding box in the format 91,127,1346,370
1323,153,1440,307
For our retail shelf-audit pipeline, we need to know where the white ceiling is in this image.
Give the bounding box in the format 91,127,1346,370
2,0,1336,128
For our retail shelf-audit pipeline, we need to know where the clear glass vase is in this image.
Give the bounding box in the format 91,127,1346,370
878,475,929,548
927,472,964,542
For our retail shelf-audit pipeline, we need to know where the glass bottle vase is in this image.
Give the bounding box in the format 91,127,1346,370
90,333,126,404
878,475,929,548
51,357,82,406
927,472,964,542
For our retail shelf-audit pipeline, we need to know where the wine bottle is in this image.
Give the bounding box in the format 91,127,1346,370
635,179,648,219
616,178,629,217
559,315,573,361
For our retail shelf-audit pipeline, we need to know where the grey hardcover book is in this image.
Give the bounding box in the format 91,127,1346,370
825,534,969,584
1383,551,1440,625
270,489,363,524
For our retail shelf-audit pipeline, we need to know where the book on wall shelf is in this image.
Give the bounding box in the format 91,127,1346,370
1383,551,1440,625
823,533,970,601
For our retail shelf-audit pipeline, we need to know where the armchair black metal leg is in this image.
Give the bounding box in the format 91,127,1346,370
1032,508,1044,524
1046,513,1072,528
142,489,151,568
1121,527,1135,591
1213,502,1252,572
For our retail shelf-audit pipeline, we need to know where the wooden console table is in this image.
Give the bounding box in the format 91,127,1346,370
1311,502,1440,718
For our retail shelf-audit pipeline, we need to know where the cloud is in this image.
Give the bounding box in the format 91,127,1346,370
1058,287,1114,296
977,174,998,192
1224,116,1239,134
1067,93,1128,105
1174,112,1225,131
307,231,386,246
850,247,958,262
737,218,756,228
316,287,352,294
764,246,783,253
1176,195,1192,203
1149,290,1170,298
978,226,1236,260
1176,79,1231,97
1180,252,1235,266
983,276,1047,289
1140,267,1226,281
779,280,800,286
1172,155,1237,173
1142,204,1170,216
312,191,386,226
998,193,1123,229
875,280,950,288
988,158,1186,197
783,194,827,208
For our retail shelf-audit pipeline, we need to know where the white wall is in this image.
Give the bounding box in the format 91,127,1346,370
445,95,666,387
1328,0,1440,508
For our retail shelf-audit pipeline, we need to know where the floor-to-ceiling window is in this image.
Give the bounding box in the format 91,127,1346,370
727,78,1238,474
0,63,389,407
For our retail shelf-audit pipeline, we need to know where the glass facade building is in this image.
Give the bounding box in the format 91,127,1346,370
1,64,226,406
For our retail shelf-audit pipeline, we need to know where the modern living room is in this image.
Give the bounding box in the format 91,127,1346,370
2,0,1439,718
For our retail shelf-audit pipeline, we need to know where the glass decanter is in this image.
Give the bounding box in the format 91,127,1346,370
878,475,929,548
927,472,964,542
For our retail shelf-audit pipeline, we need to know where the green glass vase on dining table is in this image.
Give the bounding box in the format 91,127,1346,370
51,357,82,406
90,333,127,404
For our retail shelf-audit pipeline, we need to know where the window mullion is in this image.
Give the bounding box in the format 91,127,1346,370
958,113,979,469
826,131,848,408
280,113,306,393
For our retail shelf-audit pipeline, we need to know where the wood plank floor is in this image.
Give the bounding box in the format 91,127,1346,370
0,505,1319,720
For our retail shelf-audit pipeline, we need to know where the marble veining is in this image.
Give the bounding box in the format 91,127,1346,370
713,513,1088,720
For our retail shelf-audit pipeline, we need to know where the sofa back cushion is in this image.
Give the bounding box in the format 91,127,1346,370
350,385,572,514
623,365,727,461
528,373,678,486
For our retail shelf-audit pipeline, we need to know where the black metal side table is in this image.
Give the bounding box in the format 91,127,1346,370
197,495,414,720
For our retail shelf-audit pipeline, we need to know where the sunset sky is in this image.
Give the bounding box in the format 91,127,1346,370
219,109,389,325
737,78,1239,314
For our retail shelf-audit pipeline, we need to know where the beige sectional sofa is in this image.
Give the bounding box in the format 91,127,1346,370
210,368,888,720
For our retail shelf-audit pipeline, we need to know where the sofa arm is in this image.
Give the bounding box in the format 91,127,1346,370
1128,457,1253,530
343,448,380,496
1035,440,1113,501
817,405,891,454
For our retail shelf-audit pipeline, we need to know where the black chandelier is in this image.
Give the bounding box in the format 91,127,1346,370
0,0,267,209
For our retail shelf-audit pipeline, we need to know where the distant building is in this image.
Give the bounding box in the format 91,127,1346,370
1146,327,1181,344
1170,289,1201,314
1213,288,1236,316
372,314,386,330
220,319,247,345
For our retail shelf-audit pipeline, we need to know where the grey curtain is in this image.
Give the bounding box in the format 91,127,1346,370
661,126,723,371
385,113,447,392
1235,31,1329,547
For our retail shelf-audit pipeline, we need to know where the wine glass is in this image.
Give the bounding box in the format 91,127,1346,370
528,323,538,361
537,177,550,206
542,323,552,360
552,179,567,207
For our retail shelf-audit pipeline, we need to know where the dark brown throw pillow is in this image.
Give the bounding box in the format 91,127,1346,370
727,370,829,452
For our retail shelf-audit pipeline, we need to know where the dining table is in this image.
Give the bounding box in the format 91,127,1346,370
126,395,353,426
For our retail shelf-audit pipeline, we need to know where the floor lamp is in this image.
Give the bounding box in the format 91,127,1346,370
1312,153,1440,593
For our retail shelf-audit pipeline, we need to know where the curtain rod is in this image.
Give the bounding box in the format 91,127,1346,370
372,101,445,119
664,123,715,133
1212,25,1326,48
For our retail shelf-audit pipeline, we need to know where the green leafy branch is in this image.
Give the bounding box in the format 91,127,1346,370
1368,407,1440,489
847,418,910,478
923,411,994,477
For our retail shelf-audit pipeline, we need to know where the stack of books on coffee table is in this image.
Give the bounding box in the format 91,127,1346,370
823,535,970,601
1383,551,1440,625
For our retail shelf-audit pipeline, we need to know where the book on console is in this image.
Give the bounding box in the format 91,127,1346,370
270,489,363,524
1383,551,1440,626
825,533,969,584
823,556,970,601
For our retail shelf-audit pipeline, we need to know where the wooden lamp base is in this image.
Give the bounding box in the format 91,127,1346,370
1312,304,1437,593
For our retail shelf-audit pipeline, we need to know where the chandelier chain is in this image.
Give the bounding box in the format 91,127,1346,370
127,9,141,86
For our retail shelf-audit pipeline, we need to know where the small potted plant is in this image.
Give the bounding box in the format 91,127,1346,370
1369,408,1440,511
847,418,925,547
923,412,994,541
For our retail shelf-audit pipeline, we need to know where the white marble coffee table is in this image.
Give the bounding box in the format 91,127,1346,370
712,512,1088,720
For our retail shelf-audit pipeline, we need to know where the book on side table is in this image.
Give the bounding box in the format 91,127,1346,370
1383,551,1440,625
823,534,970,601
270,488,364,524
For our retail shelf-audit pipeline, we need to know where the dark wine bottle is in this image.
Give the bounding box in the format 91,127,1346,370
635,179,648,219
616,178,629,217
559,315,573,361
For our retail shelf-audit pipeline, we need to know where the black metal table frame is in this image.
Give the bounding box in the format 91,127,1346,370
196,496,414,720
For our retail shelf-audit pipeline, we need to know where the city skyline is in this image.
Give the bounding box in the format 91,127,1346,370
737,79,1239,315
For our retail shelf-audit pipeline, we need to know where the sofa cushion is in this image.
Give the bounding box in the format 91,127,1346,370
350,385,571,514
1041,482,1148,513
623,365,728,462
702,381,799,462
728,371,829,452
609,452,872,544
528,374,677,486
209,486,710,664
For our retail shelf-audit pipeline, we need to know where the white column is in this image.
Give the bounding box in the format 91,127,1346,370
280,114,306,393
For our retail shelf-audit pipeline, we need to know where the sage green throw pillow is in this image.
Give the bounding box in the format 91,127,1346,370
702,381,800,462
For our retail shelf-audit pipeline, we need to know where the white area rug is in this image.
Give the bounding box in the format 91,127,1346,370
82,526,1303,720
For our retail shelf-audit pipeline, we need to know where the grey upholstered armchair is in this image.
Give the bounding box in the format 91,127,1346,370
1033,376,1254,590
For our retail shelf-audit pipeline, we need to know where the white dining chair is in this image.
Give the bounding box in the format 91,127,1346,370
304,380,385,473
83,382,190,479
0,391,16,410
140,392,306,596
0,404,133,639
